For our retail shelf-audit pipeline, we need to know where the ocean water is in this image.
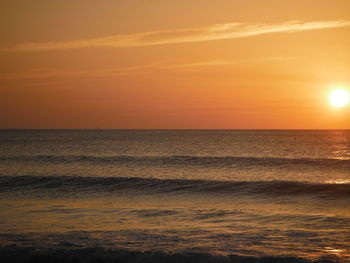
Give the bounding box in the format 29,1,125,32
0,130,349,262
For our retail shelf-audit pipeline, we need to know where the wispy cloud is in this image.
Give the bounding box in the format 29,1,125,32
0,57,294,80
0,66,155,80
164,56,295,70
3,20,350,51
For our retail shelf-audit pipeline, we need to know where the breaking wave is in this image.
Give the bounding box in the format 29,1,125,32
1,175,349,199
0,246,341,263
1,154,350,169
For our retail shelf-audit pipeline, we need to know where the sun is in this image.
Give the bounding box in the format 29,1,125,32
329,89,349,108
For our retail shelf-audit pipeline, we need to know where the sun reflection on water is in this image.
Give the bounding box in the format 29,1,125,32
324,247,346,257
326,179,350,184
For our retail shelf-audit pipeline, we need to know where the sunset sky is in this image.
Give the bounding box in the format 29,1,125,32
1,0,350,129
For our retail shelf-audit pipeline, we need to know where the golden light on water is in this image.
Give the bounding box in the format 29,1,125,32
329,88,350,108
324,247,346,257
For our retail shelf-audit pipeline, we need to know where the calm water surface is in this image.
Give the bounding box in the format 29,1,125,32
0,130,349,261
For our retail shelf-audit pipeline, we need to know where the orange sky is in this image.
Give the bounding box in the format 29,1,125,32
1,0,350,129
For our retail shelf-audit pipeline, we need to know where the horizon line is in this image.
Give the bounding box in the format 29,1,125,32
1,128,349,131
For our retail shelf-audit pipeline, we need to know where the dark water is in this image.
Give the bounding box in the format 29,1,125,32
0,130,349,261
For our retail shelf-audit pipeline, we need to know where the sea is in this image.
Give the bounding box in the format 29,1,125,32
0,130,349,262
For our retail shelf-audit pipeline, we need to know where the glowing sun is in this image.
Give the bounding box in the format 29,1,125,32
329,89,349,108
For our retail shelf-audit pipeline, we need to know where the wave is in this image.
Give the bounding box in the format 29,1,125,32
0,246,341,263
1,154,350,169
1,175,349,199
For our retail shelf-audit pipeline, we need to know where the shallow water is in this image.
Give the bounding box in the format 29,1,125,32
0,130,349,261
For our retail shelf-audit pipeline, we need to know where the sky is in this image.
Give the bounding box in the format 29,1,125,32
0,0,350,129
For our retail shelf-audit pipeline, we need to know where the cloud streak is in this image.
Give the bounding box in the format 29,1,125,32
0,57,294,80
3,20,350,51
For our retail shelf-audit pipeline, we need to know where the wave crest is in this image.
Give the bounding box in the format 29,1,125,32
1,175,349,199
1,155,350,169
